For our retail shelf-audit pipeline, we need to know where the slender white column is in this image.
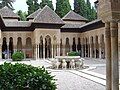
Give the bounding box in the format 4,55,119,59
38,44,39,59
51,44,54,58
43,39,45,59
35,44,37,60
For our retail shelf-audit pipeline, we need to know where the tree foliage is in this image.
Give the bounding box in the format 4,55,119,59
74,0,97,21
17,10,27,21
55,0,71,18
40,0,54,10
26,0,39,15
0,0,15,10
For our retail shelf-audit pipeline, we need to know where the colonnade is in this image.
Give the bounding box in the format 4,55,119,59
1,37,33,59
60,35,105,59
35,35,60,60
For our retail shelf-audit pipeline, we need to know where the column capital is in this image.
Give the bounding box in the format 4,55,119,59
105,22,111,38
110,22,118,37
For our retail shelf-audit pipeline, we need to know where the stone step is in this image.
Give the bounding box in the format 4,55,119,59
69,70,106,86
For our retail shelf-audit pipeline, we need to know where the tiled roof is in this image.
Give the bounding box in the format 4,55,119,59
34,5,64,24
62,10,88,21
61,24,82,28
79,19,102,28
4,21,31,27
27,8,41,19
62,19,102,29
0,6,19,19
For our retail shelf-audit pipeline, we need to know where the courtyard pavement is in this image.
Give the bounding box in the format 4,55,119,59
0,58,107,90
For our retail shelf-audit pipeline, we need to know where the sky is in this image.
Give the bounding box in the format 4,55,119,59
13,0,96,12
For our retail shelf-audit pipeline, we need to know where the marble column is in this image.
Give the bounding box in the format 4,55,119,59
63,44,65,56
94,43,97,58
38,44,39,59
85,44,86,57
57,44,60,56
7,43,9,59
99,43,102,59
81,45,84,57
0,44,2,59
110,21,119,90
43,39,45,59
105,22,112,90
88,44,90,57
90,43,93,58
35,44,38,60
51,44,54,58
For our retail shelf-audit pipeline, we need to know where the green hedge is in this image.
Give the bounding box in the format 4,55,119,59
68,51,80,56
12,51,24,61
0,63,56,90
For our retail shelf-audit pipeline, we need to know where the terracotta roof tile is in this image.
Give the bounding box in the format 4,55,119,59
4,21,31,27
27,8,41,19
62,19,102,28
34,5,64,24
63,10,88,21
0,6,19,19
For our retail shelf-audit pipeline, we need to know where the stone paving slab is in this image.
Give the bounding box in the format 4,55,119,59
51,70,105,90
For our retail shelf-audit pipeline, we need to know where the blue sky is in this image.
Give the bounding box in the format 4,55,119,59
13,0,96,12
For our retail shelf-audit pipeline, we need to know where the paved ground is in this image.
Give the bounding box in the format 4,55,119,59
0,58,107,90
51,70,105,90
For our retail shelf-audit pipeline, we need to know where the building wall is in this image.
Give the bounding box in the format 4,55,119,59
1,31,33,59
0,23,120,60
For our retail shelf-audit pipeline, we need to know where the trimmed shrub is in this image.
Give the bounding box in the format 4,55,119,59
0,63,57,90
12,51,24,61
68,51,80,56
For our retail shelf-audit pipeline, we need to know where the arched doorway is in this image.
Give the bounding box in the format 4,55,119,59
2,37,7,59
95,36,99,58
53,36,57,57
77,38,81,56
101,34,105,59
39,36,43,58
85,38,88,57
65,37,70,55
9,37,13,58
26,37,32,58
17,37,22,51
90,36,94,58
45,35,51,58
60,39,63,56
72,37,76,51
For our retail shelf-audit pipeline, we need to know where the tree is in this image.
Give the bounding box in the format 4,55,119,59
74,0,80,14
26,0,39,15
74,0,97,21
55,0,71,18
91,6,97,21
86,0,92,21
0,0,15,10
17,10,27,21
40,0,54,10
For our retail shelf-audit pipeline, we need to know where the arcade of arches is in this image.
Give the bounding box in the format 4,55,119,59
1,32,105,60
